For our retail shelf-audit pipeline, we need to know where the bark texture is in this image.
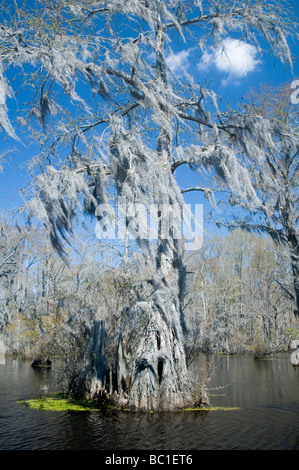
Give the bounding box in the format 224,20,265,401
116,299,192,411
69,320,107,401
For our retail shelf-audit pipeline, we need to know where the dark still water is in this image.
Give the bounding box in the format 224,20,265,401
0,353,298,450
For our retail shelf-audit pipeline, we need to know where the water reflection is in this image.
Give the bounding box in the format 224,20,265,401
0,353,5,365
0,339,5,365
0,353,298,450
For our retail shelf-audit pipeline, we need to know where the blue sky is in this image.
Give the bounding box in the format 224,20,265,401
0,2,298,239
167,31,299,223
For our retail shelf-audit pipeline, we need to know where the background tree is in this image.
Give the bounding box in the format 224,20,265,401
184,230,295,358
0,0,297,411
0,213,27,337
209,83,299,319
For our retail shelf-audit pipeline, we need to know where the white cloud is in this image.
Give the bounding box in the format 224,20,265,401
198,38,261,80
165,38,260,84
215,38,260,76
166,49,191,76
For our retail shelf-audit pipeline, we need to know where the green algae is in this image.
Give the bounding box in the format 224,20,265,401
18,393,107,412
180,406,240,412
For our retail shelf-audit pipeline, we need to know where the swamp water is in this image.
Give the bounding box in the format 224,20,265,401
0,353,298,450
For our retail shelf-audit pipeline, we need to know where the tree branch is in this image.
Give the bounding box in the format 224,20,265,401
275,279,296,301
181,186,209,194
177,111,213,129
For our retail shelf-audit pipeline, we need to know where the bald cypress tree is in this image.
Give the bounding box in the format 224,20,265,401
0,0,296,410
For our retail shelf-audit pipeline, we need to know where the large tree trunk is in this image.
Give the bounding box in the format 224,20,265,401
71,287,195,412
115,234,192,411
70,230,199,411
116,298,191,411
289,241,299,320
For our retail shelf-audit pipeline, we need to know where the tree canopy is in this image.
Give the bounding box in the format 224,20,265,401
0,1,296,253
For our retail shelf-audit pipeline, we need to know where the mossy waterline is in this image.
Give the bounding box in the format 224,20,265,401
178,406,240,412
18,393,109,412
18,393,240,412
